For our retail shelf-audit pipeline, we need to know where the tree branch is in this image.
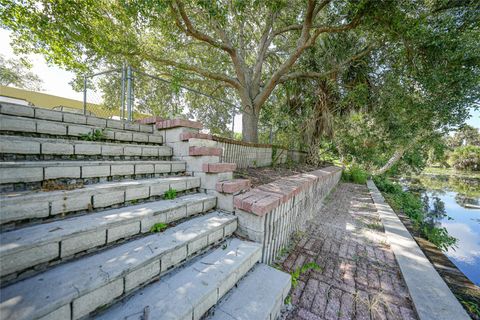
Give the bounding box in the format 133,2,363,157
279,44,374,83
145,54,240,89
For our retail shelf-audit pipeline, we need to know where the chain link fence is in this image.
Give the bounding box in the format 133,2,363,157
82,65,239,136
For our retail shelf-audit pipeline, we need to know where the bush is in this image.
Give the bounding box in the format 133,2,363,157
448,145,480,171
342,165,368,184
373,176,457,251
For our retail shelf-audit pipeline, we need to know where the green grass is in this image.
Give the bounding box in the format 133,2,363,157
150,223,168,233
342,165,368,184
164,188,177,200
291,262,321,288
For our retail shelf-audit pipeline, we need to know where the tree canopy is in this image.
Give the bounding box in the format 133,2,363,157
1,0,479,173
0,53,43,90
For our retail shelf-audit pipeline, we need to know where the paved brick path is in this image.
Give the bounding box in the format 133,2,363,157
281,182,418,320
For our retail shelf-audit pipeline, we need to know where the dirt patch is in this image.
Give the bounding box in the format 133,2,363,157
234,163,329,188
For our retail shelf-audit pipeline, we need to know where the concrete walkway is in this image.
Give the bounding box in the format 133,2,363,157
280,182,418,320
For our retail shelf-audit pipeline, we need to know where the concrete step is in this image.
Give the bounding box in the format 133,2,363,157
0,102,156,134
1,176,200,226
207,264,291,320
0,193,216,279
0,135,172,160
95,238,261,320
0,114,163,144
0,211,237,320
0,160,186,186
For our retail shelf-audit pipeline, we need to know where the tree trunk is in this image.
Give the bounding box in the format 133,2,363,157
242,109,259,143
373,148,405,175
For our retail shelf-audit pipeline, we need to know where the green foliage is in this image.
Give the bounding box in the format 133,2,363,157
373,176,457,251
150,222,167,233
342,165,368,184
79,129,105,141
291,262,321,288
448,145,480,171
0,54,43,90
164,188,177,200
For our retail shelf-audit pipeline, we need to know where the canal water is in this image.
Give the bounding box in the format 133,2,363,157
405,174,480,286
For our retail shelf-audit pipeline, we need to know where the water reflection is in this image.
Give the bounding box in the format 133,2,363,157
404,174,480,286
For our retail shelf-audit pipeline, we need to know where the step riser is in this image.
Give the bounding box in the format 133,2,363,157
1,177,201,227
95,239,262,320
0,103,155,134
0,135,172,161
1,195,217,282
0,161,186,191
0,213,237,320
0,115,163,144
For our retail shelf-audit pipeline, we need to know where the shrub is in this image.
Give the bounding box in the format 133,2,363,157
373,176,457,251
164,188,177,200
448,145,480,171
342,165,368,184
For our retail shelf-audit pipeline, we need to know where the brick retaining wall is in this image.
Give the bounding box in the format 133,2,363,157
233,166,342,263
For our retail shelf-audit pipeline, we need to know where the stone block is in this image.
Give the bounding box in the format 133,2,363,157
209,191,234,212
136,116,163,124
224,220,237,236
0,199,49,223
38,304,71,320
0,116,36,133
106,119,124,129
160,246,187,271
75,143,101,155
45,165,80,180
170,141,190,156
135,163,154,174
101,144,123,156
111,164,134,176
124,145,142,156
207,228,224,244
93,191,125,208
103,129,116,140
162,127,198,143
182,156,220,172
141,146,158,157
148,134,163,144
189,146,222,156
0,167,43,183
82,165,110,178
139,124,153,133
125,260,160,292
186,202,203,216
72,278,123,319
0,103,34,117
107,221,140,243
51,193,92,215
132,132,149,142
158,146,173,156
156,119,202,130
0,242,59,277
0,139,40,154
63,113,86,124
125,186,150,201
194,171,232,190
202,163,236,173
114,131,132,141
68,125,91,137
235,209,266,243
86,116,107,127
35,108,63,121
42,142,73,155
179,132,212,141
150,181,170,196
193,289,217,320
36,120,66,135
140,212,167,233
171,162,186,172
187,235,208,255
124,122,140,131
170,180,187,191
216,179,251,194
166,206,187,223
61,229,106,257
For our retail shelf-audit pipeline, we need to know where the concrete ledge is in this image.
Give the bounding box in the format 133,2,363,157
216,179,251,194
0,212,237,320
366,180,470,320
189,146,222,156
155,119,203,130
208,264,291,320
95,238,262,320
180,132,213,141
0,176,201,225
0,193,217,277
135,116,164,124
202,163,236,173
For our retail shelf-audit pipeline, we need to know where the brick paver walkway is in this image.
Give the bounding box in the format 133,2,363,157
281,182,418,320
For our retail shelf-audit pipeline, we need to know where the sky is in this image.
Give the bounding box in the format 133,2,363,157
1,29,478,130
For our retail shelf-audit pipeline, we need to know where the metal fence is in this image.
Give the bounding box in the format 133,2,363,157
82,65,239,135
